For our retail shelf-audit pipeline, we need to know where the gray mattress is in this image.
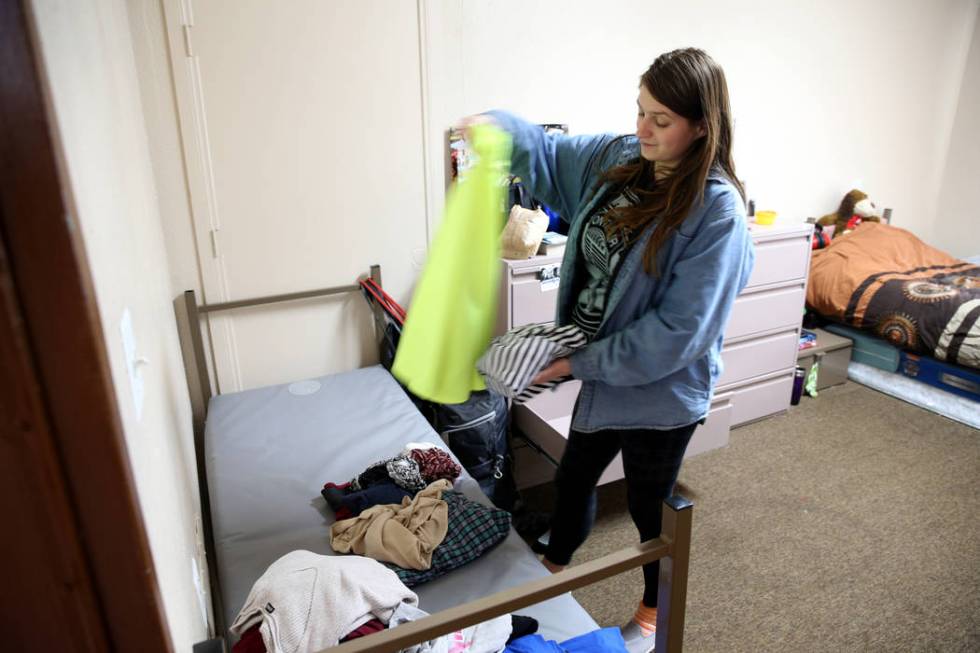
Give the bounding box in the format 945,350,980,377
204,365,597,643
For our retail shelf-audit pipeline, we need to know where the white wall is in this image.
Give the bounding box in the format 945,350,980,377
127,0,979,394
424,0,979,239
934,5,980,258
29,0,210,648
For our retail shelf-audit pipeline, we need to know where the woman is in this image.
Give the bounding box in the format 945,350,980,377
471,48,754,651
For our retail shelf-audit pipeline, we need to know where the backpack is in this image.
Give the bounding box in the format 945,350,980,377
418,390,515,510
360,278,517,510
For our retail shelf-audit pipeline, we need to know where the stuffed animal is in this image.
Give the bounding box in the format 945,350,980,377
816,189,882,237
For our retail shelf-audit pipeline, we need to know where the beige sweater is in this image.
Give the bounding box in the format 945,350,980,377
330,479,451,569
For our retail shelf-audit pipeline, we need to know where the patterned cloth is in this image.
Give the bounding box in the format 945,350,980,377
387,490,511,587
477,322,588,403
350,455,427,492
408,447,462,483
573,188,638,340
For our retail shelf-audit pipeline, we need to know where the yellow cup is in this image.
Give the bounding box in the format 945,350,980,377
754,210,777,225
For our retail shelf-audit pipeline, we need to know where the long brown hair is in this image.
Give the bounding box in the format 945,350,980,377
601,48,744,275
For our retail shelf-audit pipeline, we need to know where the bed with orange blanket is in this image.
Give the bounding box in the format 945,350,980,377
807,222,980,370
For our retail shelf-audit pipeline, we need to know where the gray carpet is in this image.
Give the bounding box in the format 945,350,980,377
520,382,980,652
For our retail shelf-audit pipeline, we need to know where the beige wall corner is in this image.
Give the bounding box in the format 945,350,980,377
934,4,980,259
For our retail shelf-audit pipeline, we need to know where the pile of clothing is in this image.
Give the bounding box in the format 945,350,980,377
322,443,462,520
230,550,539,653
229,439,630,653
230,551,628,653
322,443,511,586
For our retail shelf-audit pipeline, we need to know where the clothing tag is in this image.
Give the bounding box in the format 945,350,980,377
540,277,560,291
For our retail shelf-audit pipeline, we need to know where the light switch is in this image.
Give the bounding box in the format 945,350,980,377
119,308,145,421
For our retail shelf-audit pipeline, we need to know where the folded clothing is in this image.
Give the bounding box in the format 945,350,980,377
407,447,462,483
322,481,414,520
350,454,428,493
508,615,540,643
391,601,513,653
387,489,511,587
230,550,417,652
331,480,452,570
348,445,461,494
505,627,627,652
339,618,385,642
231,625,265,653
478,322,587,403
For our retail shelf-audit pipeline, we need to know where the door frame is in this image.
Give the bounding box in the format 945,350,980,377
0,1,172,650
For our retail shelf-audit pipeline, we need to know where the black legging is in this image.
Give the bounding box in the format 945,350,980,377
544,421,698,607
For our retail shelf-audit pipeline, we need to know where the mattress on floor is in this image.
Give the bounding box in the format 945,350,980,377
204,365,597,643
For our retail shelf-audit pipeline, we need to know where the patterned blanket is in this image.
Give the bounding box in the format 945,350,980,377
807,222,980,370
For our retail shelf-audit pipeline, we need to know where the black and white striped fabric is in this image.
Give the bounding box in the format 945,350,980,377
477,322,588,403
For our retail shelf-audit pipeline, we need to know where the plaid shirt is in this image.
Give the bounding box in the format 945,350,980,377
387,490,511,587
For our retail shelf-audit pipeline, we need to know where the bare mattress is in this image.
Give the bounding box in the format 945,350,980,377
204,364,597,643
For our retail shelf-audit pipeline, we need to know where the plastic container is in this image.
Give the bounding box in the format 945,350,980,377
824,324,900,372
899,352,980,402
754,210,777,225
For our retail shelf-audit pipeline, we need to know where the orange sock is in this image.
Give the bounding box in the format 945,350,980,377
633,603,658,636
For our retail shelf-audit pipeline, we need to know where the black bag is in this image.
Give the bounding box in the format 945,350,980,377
418,390,516,511
359,279,517,510
508,177,536,211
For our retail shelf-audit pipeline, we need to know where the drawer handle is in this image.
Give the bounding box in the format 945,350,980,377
536,265,560,281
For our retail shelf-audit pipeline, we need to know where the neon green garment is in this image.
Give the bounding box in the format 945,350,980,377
391,124,511,404
805,360,820,397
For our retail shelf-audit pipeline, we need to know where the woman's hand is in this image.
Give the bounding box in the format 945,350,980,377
456,113,496,142
530,357,572,385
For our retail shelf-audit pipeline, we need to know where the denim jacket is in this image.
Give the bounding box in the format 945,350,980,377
488,110,756,431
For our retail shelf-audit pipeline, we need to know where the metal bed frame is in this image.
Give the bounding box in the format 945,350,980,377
175,265,693,653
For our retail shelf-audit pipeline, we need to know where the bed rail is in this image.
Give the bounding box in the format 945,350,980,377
319,495,693,653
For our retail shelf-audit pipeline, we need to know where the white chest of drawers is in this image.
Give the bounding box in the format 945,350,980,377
502,222,813,489
719,222,814,425
495,254,564,337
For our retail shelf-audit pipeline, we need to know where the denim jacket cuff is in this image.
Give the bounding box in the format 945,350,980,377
569,350,598,381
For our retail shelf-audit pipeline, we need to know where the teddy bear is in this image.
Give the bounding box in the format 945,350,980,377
816,189,882,237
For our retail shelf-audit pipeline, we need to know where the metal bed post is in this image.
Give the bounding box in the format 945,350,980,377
175,288,224,638
656,495,694,653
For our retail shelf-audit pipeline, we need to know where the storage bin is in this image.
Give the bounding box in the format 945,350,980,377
796,328,853,390
899,352,980,402
823,323,900,372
